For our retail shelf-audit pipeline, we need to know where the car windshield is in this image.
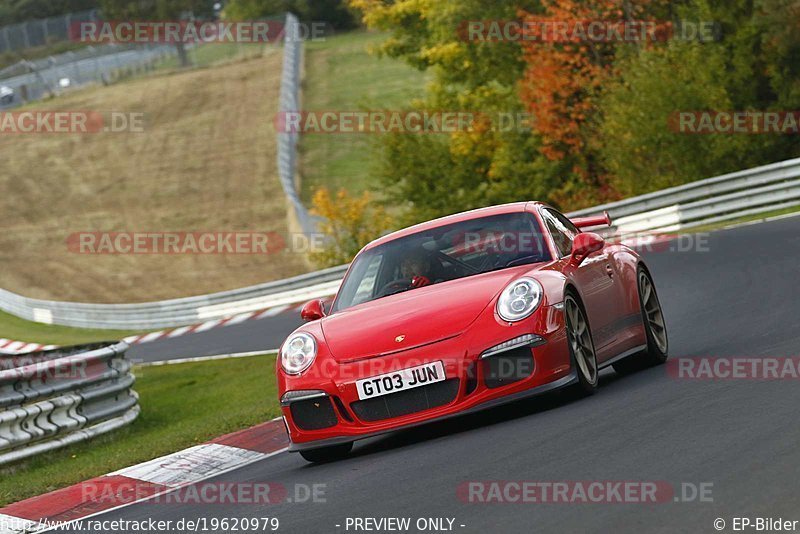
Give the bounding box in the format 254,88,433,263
332,211,551,312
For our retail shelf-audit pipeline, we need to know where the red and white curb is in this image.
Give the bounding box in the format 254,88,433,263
0,298,328,356
0,339,57,355
122,300,312,346
0,418,288,533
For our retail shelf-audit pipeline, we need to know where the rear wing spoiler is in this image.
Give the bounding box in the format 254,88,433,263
570,211,612,229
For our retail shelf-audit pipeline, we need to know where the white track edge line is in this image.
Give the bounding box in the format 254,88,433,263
137,350,278,367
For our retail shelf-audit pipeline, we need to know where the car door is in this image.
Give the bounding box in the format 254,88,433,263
540,208,622,361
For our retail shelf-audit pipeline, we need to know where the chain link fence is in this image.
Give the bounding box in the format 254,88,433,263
277,12,318,236
0,9,99,53
0,43,175,108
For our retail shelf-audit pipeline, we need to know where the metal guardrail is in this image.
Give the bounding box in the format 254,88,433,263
568,157,800,225
0,341,138,465
0,9,98,53
1,152,798,331
0,264,349,330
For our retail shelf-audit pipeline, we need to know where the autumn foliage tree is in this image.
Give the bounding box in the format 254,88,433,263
517,0,672,209
347,0,800,220
309,187,392,267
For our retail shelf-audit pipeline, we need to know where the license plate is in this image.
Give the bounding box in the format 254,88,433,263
356,361,446,400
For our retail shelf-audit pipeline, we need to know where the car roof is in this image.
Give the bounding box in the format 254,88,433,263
364,201,547,250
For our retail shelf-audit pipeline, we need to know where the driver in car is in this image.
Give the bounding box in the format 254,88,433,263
400,251,433,288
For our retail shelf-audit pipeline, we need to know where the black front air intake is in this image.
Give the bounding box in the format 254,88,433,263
290,396,338,430
482,347,535,389
350,379,460,422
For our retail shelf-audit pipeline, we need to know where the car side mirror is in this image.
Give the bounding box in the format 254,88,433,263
300,299,326,322
569,232,605,266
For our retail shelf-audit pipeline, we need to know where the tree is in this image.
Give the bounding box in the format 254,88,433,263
0,0,99,26
760,0,800,109
597,0,800,197
350,0,800,216
309,187,391,266
517,0,675,209
224,0,357,29
597,42,741,195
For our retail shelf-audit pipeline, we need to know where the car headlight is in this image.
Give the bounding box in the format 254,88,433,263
281,332,317,375
496,277,543,322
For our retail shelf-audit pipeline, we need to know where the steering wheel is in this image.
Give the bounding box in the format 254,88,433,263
376,278,412,297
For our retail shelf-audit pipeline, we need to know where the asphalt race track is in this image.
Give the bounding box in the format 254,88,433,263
75,216,800,533
128,312,303,363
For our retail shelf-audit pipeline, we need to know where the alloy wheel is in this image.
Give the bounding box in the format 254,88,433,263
638,271,668,354
565,296,598,386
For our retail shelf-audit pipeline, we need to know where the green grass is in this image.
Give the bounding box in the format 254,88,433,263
0,311,141,347
0,354,280,506
299,31,430,200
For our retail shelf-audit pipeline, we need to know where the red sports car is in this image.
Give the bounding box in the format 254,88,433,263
277,202,669,462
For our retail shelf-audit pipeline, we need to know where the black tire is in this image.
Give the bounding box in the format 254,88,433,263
613,267,669,375
564,292,598,395
299,442,353,463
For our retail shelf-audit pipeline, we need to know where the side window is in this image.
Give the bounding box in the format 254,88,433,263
542,209,578,258
552,210,579,236
352,254,383,305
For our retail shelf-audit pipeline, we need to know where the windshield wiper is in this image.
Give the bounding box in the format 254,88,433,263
477,256,543,275
504,255,543,268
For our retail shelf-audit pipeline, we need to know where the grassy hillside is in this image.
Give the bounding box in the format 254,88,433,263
1,49,310,303
299,31,430,199
1,32,427,304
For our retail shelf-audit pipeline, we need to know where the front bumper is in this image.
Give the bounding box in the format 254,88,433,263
278,304,573,451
